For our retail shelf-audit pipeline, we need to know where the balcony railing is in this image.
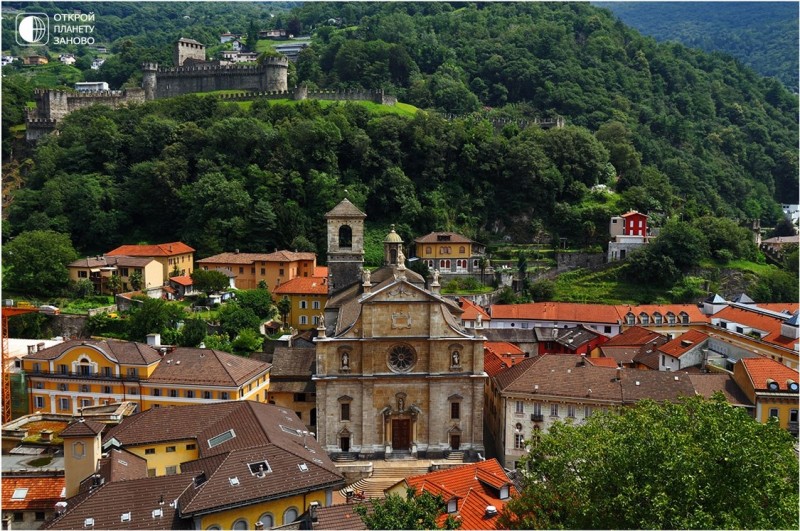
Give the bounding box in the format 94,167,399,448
530,413,544,422
26,369,140,382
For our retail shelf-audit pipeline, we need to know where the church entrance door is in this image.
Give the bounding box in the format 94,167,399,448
392,419,411,450
450,434,460,450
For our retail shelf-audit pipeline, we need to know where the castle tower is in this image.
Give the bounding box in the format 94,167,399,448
383,224,404,266
325,198,366,295
61,418,105,497
174,37,206,67
142,63,158,101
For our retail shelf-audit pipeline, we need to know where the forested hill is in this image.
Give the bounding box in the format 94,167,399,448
3,2,798,263
594,2,799,92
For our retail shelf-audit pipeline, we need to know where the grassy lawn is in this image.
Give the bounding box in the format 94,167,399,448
12,63,83,88
723,259,776,275
441,285,495,295
552,264,670,305
57,296,115,315
219,97,418,117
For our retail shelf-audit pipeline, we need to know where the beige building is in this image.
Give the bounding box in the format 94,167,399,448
315,200,486,459
106,241,195,280
67,255,162,294
197,250,318,291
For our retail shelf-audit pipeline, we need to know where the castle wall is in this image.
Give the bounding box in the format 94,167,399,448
153,60,288,99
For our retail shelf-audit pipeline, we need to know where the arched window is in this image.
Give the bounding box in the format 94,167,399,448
667,312,676,325
283,508,298,525
257,513,274,529
459,246,466,253
679,312,689,324
653,312,663,325
338,225,352,248
390,248,397,264
626,313,635,326
639,312,649,325
232,520,248,530
206,526,222,530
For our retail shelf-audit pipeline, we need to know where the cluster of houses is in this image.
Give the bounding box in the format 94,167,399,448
4,200,798,530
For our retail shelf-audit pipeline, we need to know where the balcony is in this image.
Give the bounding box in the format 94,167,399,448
26,369,140,382
530,413,544,422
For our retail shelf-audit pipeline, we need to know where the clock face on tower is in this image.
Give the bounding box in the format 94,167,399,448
387,344,416,373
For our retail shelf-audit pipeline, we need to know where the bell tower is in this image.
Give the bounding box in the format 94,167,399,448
383,225,404,266
325,198,366,295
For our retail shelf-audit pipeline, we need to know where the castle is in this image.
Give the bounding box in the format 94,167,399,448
26,38,394,141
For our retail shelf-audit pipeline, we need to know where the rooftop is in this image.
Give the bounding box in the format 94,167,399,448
658,329,710,359
147,347,270,386
2,476,65,511
740,357,799,392
106,242,195,257
414,231,476,244
197,250,316,265
274,276,328,295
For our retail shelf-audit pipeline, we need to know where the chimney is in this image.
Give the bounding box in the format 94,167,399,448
616,367,622,381
485,505,498,516
28,344,36,355
37,342,45,352
235,249,239,254
309,501,320,522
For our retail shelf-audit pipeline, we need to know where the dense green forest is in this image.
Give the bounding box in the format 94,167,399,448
3,3,798,290
595,2,799,92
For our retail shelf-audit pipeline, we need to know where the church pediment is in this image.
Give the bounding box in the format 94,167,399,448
361,278,461,311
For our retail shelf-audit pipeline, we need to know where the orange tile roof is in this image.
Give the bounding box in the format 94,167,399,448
459,297,490,321
274,276,328,295
741,357,799,391
621,210,648,218
713,306,798,349
490,302,622,323
484,342,524,356
107,241,194,257
603,326,664,347
2,476,65,510
658,329,709,358
170,275,193,286
405,460,515,530
618,304,708,324
755,303,800,314
314,266,328,278
587,357,619,368
484,350,510,378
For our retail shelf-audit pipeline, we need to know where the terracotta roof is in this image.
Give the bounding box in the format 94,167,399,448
603,326,664,347
754,303,800,314
459,297,490,321
274,276,328,295
24,339,162,365
414,231,475,244
61,419,106,438
586,357,619,368
2,476,65,511
713,306,799,349
197,250,316,265
170,275,193,286
106,242,194,257
688,374,753,407
404,460,516,530
311,501,371,530
314,266,328,278
621,210,648,218
43,475,191,530
484,342,524,356
740,357,800,391
618,304,708,324
484,351,510,378
657,329,709,359
490,302,621,324
147,348,270,386
325,198,366,218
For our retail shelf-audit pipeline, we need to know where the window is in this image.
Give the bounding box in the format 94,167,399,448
790,410,798,423
186,390,194,398
514,433,525,449
338,225,352,248
626,313,635,326
35,512,45,521
165,466,177,475
425,259,434,269
153,388,161,396
169,390,178,398
103,367,112,377
533,403,542,417
79,270,88,278
127,367,137,378
567,405,576,418
653,313,663,325
388,344,416,372
258,514,274,529
186,444,196,450
13,512,23,522
769,408,779,419
451,402,460,420
667,312,676,324
203,391,212,400
35,382,43,389
35,396,44,409
300,315,308,325
33,363,40,373
341,403,350,421
208,429,236,448
239,267,244,274
59,364,68,374
221,392,229,400
147,468,156,477
279,268,284,276
680,312,689,324
515,401,524,414
294,393,306,402
11,488,28,500
426,246,432,254
232,520,248,531
639,313,649,325
59,397,70,411
102,386,111,394
58,383,67,392
584,406,592,418
550,403,559,417
300,300,307,309
128,387,138,395
145,448,155,455
81,384,89,393
440,259,451,269
283,508,298,525
312,300,320,309
81,399,93,408
166,446,176,453
604,326,612,333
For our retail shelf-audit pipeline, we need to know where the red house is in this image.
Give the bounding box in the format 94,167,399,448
622,211,648,237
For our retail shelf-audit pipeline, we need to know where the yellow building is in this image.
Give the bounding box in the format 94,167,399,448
67,255,163,294
266,346,317,431
106,241,195,280
22,340,270,416
273,276,328,330
413,232,486,273
45,401,344,530
197,250,318,291
732,357,799,435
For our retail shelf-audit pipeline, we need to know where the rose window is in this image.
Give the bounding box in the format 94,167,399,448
388,345,416,372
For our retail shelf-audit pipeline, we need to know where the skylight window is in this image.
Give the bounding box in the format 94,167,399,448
279,425,302,436
298,463,309,472
12,488,28,500
84,518,94,527
120,512,131,523
208,429,236,448
248,461,272,476
229,477,240,486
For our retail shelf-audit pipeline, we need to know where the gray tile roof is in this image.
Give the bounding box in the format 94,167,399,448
688,373,753,407
324,198,367,218
60,419,106,438
25,339,162,366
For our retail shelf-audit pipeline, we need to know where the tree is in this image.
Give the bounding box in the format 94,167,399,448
129,270,143,291
277,297,292,328
499,396,799,530
202,333,232,352
771,216,797,237
127,298,185,342
178,318,207,347
107,274,122,296
354,487,461,530
2,230,78,296
235,289,276,320
246,19,260,52
190,269,230,296
218,303,261,339
231,328,264,354
73,279,95,298
529,279,555,301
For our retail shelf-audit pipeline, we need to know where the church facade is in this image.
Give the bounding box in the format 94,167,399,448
314,200,486,459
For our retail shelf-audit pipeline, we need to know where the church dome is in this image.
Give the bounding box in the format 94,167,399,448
384,224,403,243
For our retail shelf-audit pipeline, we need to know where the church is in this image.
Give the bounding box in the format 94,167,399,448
314,199,486,459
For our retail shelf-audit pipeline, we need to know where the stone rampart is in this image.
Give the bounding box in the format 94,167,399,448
151,59,288,99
